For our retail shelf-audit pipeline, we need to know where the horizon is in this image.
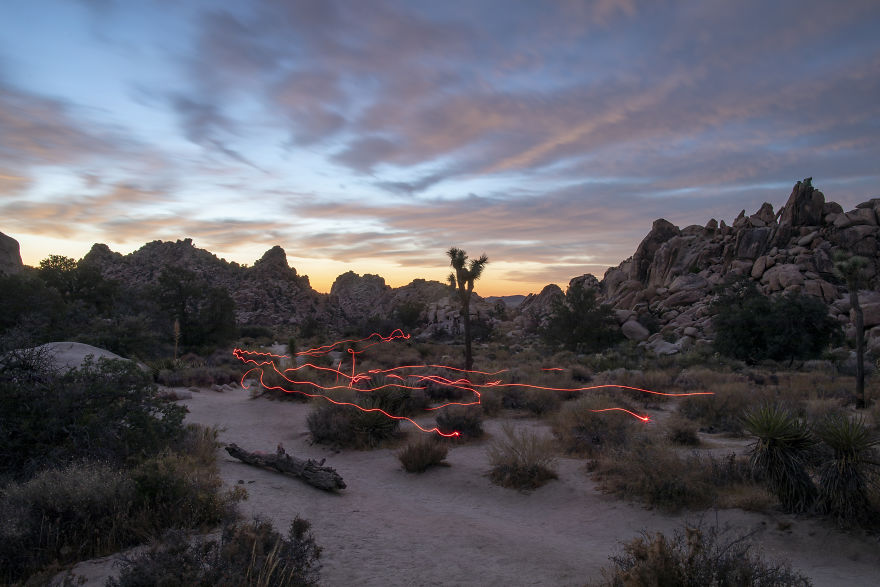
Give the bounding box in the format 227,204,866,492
3,1,879,297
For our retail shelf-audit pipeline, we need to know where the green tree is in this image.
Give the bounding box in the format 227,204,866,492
541,284,622,353
833,251,870,407
712,279,841,365
447,247,489,371
157,267,236,351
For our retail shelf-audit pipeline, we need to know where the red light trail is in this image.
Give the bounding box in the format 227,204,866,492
233,329,712,436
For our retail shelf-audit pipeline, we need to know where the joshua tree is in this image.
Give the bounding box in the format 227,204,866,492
447,247,489,371
834,251,870,407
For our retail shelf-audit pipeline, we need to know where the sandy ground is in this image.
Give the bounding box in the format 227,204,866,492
182,388,880,586
60,388,880,586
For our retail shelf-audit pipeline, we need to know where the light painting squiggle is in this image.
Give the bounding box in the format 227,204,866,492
233,329,713,437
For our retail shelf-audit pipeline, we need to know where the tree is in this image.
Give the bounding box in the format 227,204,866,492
712,279,842,365
157,267,236,351
541,284,622,353
447,247,489,371
833,251,870,407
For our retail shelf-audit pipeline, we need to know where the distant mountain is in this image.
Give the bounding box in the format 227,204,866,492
485,295,527,309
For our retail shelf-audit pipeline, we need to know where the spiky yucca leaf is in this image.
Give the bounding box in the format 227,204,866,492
815,415,879,523
743,405,817,513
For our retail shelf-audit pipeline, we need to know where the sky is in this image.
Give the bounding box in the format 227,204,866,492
1,0,878,296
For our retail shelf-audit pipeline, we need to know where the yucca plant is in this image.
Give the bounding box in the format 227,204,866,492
815,415,879,524
743,405,817,513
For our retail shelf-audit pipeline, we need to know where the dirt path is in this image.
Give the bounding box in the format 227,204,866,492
177,388,880,586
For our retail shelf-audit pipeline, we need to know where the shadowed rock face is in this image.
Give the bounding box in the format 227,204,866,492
0,231,23,275
597,179,880,352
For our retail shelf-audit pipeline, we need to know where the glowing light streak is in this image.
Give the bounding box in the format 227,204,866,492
234,329,713,437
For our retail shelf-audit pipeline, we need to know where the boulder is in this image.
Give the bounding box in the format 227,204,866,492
632,219,680,282
621,319,650,341
735,227,773,259
25,342,130,373
859,302,880,329
0,231,22,275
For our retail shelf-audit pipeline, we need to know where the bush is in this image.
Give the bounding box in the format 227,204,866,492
814,415,879,524
306,400,402,449
595,522,812,586
110,516,322,587
540,284,623,353
435,405,484,439
712,279,842,365
0,353,187,481
523,388,563,416
743,405,817,513
667,415,701,446
551,395,642,456
679,382,765,435
593,440,714,511
487,423,557,490
398,437,449,473
0,461,136,582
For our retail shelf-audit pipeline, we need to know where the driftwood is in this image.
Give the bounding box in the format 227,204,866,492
225,443,346,492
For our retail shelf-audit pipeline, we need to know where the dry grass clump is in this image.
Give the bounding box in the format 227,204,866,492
594,522,813,586
397,437,449,473
666,414,701,446
592,439,714,511
487,423,558,490
109,517,322,587
551,394,643,456
679,381,769,435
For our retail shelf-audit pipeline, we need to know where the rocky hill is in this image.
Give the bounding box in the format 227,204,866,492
5,179,879,354
589,179,878,355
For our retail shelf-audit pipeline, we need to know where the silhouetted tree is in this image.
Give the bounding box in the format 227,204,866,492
834,251,870,407
447,247,488,371
541,284,621,353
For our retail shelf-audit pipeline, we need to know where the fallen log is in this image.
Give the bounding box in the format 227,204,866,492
225,443,346,492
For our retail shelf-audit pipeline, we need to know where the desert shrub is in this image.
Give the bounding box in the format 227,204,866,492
500,386,527,409
667,415,701,446
130,452,236,534
0,461,136,582
595,522,812,586
594,440,714,511
0,353,187,481
551,395,642,456
110,516,321,587
479,388,503,417
487,423,557,490
306,400,401,449
743,405,817,513
712,279,842,365
814,415,879,524
679,382,765,435
398,437,449,473
435,405,484,439
523,388,563,416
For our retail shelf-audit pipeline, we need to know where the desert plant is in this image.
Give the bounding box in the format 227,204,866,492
0,354,187,481
595,522,812,586
679,382,765,435
834,251,870,407
110,516,322,587
743,405,817,513
593,439,714,511
712,279,841,365
541,282,622,353
307,399,401,449
397,437,449,473
435,405,484,439
447,247,489,370
814,415,879,524
523,388,563,416
551,394,641,456
667,415,701,446
487,423,557,490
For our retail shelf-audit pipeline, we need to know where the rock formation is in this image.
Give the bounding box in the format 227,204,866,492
0,231,23,275
599,179,880,354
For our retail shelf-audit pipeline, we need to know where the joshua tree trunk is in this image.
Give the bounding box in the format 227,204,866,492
462,299,473,371
849,286,866,407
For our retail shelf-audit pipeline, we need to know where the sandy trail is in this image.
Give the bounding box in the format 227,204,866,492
177,388,880,586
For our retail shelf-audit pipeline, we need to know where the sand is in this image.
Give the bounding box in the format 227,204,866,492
173,388,880,586
54,386,880,585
